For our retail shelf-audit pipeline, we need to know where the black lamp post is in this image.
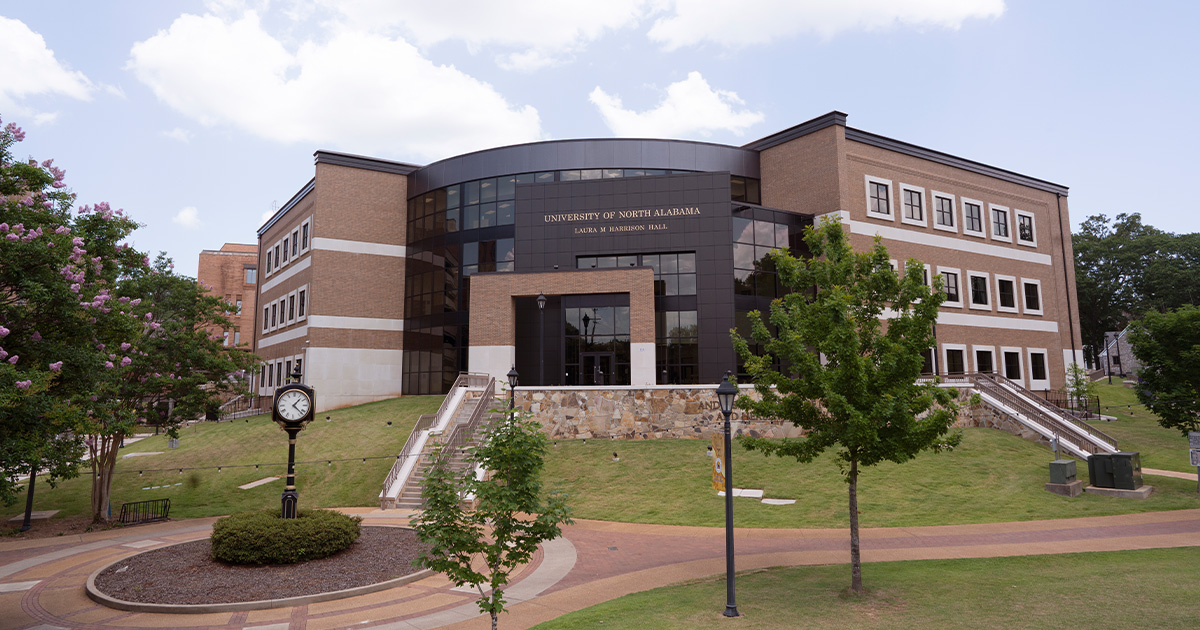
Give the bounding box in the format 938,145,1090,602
715,371,739,618
507,367,519,414
537,292,547,386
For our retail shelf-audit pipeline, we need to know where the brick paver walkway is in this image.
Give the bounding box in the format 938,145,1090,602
2,508,1198,630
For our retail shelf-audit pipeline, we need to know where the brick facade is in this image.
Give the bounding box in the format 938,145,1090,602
196,243,257,349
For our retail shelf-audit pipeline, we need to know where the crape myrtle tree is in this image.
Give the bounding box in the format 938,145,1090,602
1128,305,1200,437
413,409,571,630
733,219,961,595
0,116,257,522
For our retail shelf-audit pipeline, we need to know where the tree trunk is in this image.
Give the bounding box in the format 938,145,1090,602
90,432,124,523
490,611,498,630
848,457,863,594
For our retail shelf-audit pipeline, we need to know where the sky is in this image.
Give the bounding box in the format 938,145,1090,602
2,0,1198,278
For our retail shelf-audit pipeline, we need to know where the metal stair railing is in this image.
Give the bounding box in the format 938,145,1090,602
973,372,1117,455
437,376,497,455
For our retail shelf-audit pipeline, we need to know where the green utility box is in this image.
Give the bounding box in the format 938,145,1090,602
1049,459,1077,485
1088,453,1115,488
1111,451,1143,490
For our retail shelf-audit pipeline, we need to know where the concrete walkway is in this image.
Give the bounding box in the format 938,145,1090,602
1,508,1198,630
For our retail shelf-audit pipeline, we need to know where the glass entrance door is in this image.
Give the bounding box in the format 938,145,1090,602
581,353,614,386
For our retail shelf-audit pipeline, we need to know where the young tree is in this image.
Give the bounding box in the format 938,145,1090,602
733,219,960,595
1128,305,1200,436
412,411,571,630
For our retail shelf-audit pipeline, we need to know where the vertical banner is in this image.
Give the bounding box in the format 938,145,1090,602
712,433,726,491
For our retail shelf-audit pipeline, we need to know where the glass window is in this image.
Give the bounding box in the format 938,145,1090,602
292,230,299,256
245,268,257,284
282,238,289,261
301,223,309,249
936,197,954,227
464,180,480,205
536,171,555,183
498,176,515,200
903,189,923,221
946,349,965,375
1024,282,1040,311
998,279,1016,308
1004,351,1021,380
580,169,601,180
288,295,295,321
869,182,890,215
271,303,277,327
498,201,514,225
298,289,306,317
445,184,460,208
944,272,959,302
446,208,459,232
479,178,497,203
993,208,1009,238
733,217,754,243
464,205,480,230
603,169,623,178
479,202,496,228
1018,215,1034,242
263,307,269,331
970,275,989,306
1031,353,1047,380
965,203,982,232
976,350,994,374
559,170,580,181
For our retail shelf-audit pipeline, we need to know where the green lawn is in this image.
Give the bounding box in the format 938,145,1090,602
543,428,1200,529
531,547,1200,630
2,396,440,521
1092,382,1196,473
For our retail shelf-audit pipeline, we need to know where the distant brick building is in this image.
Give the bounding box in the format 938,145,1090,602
253,111,1084,412
197,243,258,350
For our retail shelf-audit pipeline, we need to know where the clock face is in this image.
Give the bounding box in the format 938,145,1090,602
277,390,310,421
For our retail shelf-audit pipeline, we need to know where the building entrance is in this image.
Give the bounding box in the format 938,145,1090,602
581,352,615,386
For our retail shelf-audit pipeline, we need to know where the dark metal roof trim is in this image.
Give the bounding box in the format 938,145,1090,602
314,150,422,175
741,111,848,152
845,128,1069,196
257,178,315,237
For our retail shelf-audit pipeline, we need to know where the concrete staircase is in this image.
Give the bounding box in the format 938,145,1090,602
379,373,498,510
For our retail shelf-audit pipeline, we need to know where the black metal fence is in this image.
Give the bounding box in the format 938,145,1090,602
118,498,171,525
1039,390,1102,421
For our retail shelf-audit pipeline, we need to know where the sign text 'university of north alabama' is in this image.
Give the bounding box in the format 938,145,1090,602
542,206,702,234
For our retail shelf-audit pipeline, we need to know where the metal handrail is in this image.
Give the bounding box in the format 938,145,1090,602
979,373,1118,448
973,373,1117,455
440,376,497,454
379,372,492,502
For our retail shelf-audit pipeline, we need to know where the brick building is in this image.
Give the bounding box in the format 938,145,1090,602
253,111,1084,412
196,243,258,349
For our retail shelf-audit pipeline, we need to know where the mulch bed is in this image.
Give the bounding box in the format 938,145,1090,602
93,526,430,605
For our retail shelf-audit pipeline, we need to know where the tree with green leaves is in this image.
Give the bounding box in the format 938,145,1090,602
733,219,961,595
413,410,571,630
1128,305,1200,436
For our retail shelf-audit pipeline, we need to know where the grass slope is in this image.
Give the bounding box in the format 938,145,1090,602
3,396,440,521
543,428,1199,529
1092,382,1196,473
531,547,1200,630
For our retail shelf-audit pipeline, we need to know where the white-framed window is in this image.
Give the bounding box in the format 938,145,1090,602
1001,347,1023,383
899,184,927,227
270,302,278,330
266,360,274,388
293,354,304,379
961,198,985,238
278,298,287,328
967,271,991,310
291,229,300,258
245,268,257,284
274,242,282,270
889,259,899,273
297,285,308,321
222,330,230,347
285,359,293,380
234,330,240,346
277,361,283,387
287,290,296,324
1015,210,1037,247
972,345,996,374
931,192,956,233
1021,278,1043,315
942,344,968,376
265,249,273,275
937,266,963,307
282,237,290,264
262,306,269,333
990,204,1011,242
300,217,312,253
1027,348,1050,390
995,274,1019,313
865,175,894,220
235,298,242,315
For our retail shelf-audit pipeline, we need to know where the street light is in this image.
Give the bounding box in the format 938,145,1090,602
507,367,519,413
715,370,739,618
537,292,547,386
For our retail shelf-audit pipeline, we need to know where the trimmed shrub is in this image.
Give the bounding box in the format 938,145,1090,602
210,509,361,565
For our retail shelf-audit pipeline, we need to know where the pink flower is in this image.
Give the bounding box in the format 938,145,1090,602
30,331,41,341
121,356,131,367
5,234,17,241
130,298,141,306
55,226,70,234
16,380,31,390
0,326,8,338
8,355,17,364
120,342,131,351
104,361,113,369
49,361,62,372
0,223,7,232
149,322,161,330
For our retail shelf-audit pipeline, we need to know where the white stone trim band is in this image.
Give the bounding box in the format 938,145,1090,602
307,315,405,332
257,325,309,349
260,257,310,294
311,237,407,258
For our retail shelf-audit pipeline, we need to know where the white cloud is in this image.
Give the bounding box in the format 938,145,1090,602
161,127,193,143
127,10,543,161
323,0,647,71
172,206,203,229
259,209,275,228
0,16,95,119
590,72,764,139
647,0,1006,49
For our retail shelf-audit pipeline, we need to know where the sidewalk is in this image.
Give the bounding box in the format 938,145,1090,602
1,508,1198,630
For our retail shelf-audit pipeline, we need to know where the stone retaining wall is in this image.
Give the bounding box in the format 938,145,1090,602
513,387,806,440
